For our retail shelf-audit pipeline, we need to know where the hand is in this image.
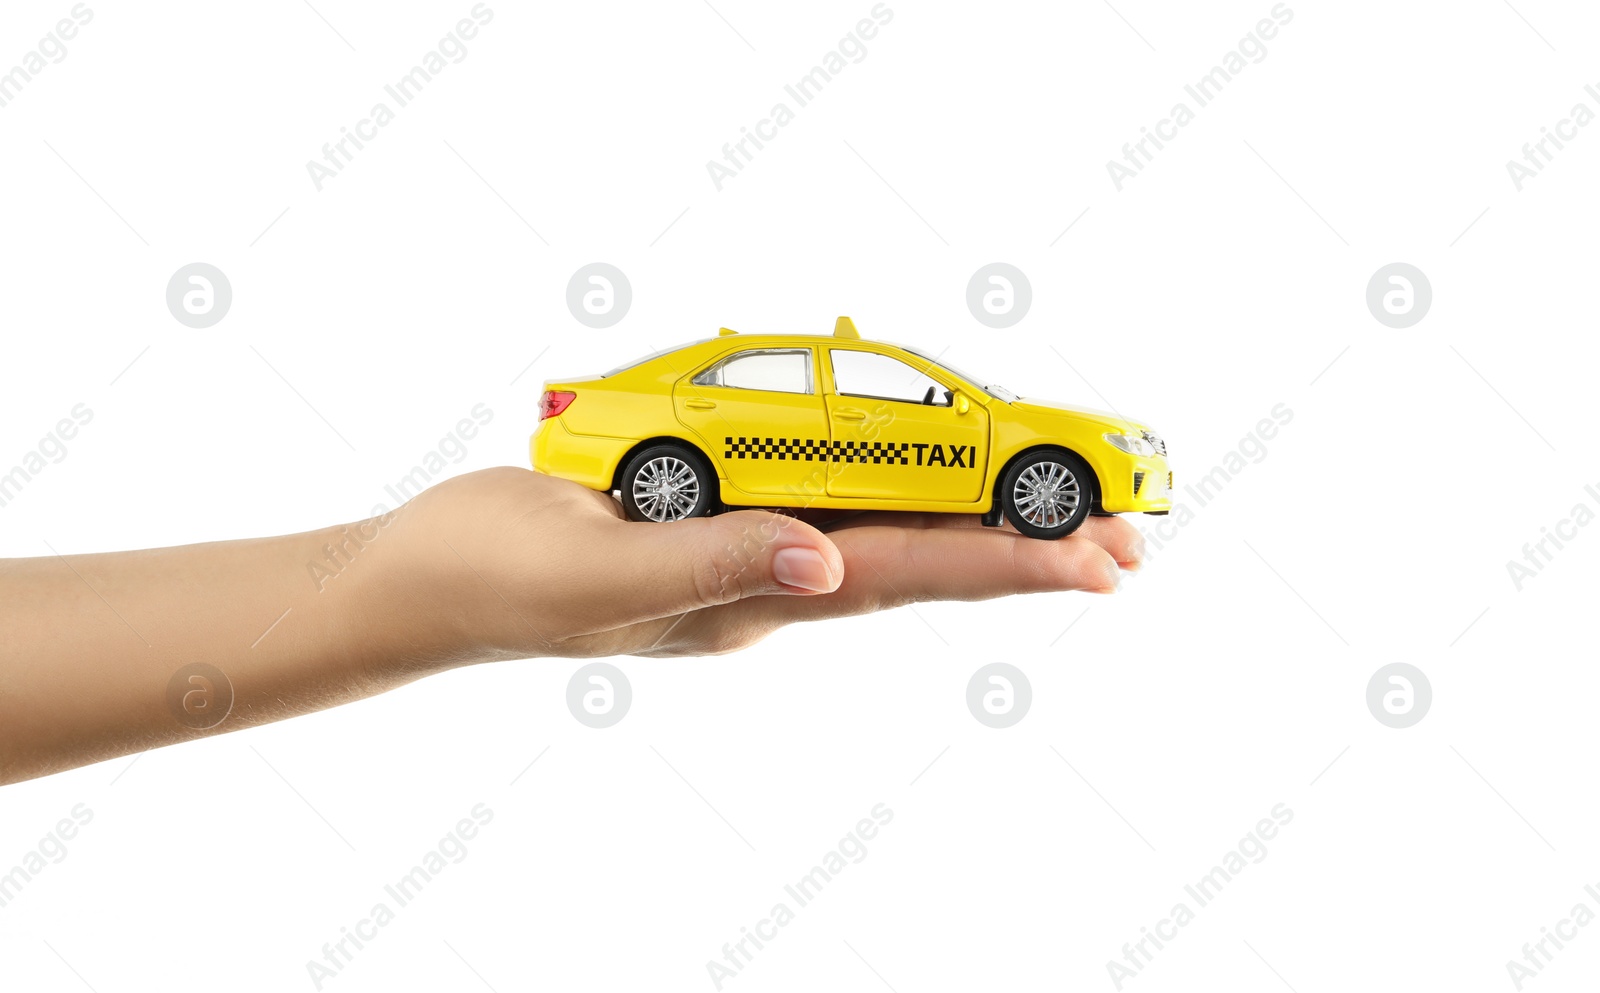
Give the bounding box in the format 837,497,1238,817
397,467,1145,659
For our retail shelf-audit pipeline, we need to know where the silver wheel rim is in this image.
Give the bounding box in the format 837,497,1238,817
632,456,701,522
1013,461,1079,530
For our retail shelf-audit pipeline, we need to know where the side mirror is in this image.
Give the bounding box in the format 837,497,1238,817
954,393,970,415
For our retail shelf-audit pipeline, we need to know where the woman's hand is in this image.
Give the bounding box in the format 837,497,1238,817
397,468,1144,659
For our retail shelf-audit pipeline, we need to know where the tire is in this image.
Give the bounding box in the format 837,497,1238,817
1000,449,1095,540
619,445,717,523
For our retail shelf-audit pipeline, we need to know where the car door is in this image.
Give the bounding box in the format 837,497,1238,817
674,347,830,499
823,347,990,502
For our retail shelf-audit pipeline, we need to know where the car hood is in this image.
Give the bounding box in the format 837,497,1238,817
1009,397,1150,434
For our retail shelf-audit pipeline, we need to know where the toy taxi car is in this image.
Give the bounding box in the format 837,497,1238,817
530,318,1170,539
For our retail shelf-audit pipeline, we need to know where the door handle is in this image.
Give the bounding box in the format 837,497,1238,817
684,399,716,410
833,408,867,421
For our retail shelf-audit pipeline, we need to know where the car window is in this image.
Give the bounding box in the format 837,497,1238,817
829,349,952,406
691,349,813,394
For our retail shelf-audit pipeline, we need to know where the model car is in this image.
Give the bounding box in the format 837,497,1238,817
529,318,1171,538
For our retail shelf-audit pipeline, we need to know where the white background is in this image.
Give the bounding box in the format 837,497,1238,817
3,0,1599,990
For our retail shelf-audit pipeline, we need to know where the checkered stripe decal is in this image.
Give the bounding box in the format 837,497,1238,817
724,437,911,465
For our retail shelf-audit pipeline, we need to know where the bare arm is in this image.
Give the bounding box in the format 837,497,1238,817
0,467,1141,785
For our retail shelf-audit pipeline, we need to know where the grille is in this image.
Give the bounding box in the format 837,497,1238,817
1141,430,1167,456
1133,471,1145,496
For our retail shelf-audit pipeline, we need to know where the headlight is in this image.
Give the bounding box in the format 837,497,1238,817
1103,432,1156,457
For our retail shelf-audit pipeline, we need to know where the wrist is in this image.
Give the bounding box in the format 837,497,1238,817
307,506,478,687
360,495,532,671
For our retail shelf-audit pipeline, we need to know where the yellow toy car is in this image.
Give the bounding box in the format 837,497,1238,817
530,318,1171,538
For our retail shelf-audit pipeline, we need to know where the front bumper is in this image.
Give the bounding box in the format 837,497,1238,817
1099,456,1173,514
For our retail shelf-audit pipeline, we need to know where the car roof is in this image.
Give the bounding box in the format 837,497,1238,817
688,334,900,346
674,316,903,351
601,318,976,385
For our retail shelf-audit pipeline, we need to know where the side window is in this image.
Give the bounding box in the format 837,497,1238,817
829,349,952,406
692,349,813,394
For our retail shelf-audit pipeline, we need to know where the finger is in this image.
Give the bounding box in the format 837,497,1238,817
659,523,1123,652
819,511,1147,567
579,510,846,628
827,525,1123,601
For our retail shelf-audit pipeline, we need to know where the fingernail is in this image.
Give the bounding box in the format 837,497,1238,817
773,547,835,593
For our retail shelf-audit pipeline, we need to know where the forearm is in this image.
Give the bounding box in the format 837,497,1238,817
0,512,472,785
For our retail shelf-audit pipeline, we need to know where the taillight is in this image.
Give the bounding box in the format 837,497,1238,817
538,391,575,421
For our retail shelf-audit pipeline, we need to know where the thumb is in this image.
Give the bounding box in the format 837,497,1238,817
606,510,844,620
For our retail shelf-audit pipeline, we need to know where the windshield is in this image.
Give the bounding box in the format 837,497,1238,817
901,346,1018,402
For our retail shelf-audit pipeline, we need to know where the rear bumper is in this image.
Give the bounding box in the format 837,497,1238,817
529,420,632,492
1098,456,1173,514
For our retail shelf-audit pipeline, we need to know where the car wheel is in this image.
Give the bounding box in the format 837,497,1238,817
619,445,716,523
1000,449,1095,539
